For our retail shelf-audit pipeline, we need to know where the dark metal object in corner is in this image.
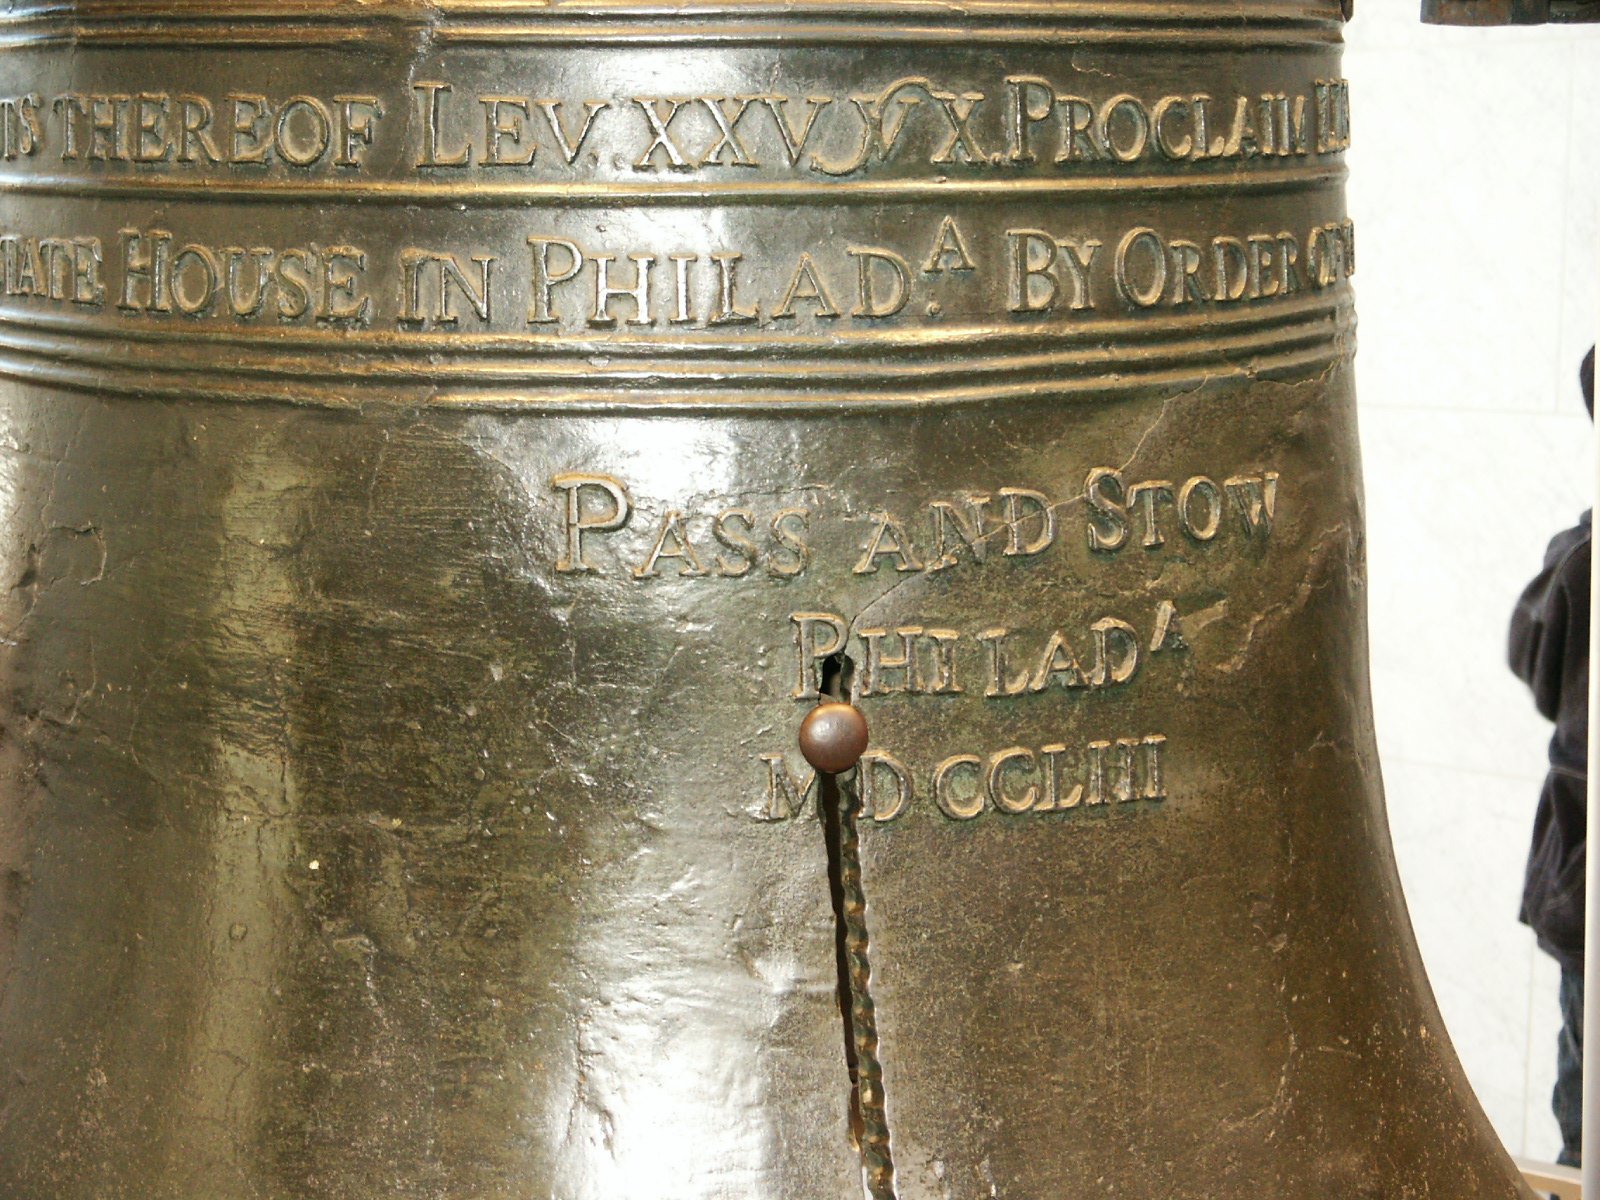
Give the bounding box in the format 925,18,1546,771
1423,0,1600,24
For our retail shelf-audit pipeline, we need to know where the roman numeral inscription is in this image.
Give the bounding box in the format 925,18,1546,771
0,77,1350,173
542,459,1281,830
0,71,1355,341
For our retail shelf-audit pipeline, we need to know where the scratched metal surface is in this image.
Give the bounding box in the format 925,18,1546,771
0,2,1537,1198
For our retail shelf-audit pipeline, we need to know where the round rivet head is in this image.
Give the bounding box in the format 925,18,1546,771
799,703,870,774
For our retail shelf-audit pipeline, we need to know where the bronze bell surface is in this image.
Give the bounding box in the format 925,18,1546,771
0,2,1538,1197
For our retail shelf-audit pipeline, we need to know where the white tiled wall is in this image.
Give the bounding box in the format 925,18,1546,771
1346,7,1600,1161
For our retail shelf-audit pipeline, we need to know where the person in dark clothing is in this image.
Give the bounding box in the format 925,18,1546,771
1510,343,1596,1167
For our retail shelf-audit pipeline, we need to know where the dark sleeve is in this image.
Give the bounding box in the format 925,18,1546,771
1509,518,1591,723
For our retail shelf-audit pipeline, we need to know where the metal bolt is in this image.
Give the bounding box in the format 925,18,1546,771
799,702,870,774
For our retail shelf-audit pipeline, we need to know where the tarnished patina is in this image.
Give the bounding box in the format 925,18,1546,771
0,2,1537,1197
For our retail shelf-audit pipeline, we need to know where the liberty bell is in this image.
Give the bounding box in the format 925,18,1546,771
0,1,1543,1197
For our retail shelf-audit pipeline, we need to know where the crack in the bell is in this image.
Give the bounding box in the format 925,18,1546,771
819,654,897,1200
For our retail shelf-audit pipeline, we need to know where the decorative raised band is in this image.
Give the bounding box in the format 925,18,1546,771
0,290,1354,409
0,1,1344,48
0,164,1348,208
